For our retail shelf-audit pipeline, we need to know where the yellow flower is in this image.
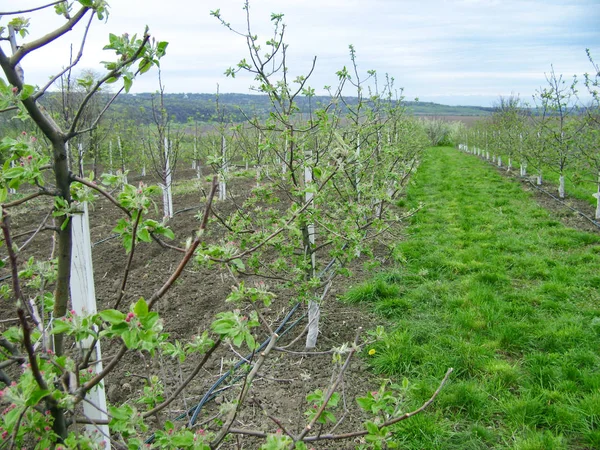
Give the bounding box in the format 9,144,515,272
368,349,376,356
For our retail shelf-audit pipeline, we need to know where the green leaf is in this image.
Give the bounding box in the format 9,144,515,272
365,421,380,435
245,333,256,350
231,258,245,271
99,309,126,324
123,76,132,94
26,389,49,406
133,298,148,318
171,431,194,446
51,319,72,335
161,228,175,240
137,227,151,242
122,329,138,348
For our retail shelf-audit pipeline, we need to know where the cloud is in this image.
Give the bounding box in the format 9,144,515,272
4,0,599,106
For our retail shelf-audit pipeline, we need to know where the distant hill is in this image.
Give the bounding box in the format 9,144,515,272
107,93,493,124
31,92,492,126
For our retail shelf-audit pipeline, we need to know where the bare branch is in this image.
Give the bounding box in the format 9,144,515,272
67,33,151,136
33,11,95,100
10,6,91,66
70,175,130,217
0,1,66,15
142,338,221,418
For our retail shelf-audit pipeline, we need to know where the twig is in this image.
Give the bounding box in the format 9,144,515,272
297,328,362,441
78,178,218,400
227,367,454,443
0,0,66,15
143,338,221,418
2,191,46,208
113,208,143,309
7,406,29,450
147,176,218,310
0,209,38,326
210,334,279,448
302,367,454,442
71,175,130,216
16,208,53,252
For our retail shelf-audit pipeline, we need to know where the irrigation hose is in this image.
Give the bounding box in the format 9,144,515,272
142,303,304,445
526,181,600,229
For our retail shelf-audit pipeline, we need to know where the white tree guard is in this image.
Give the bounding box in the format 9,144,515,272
141,146,146,177
558,175,565,199
219,135,227,201
281,137,288,175
304,149,319,349
537,173,542,185
507,157,512,171
70,203,110,448
594,192,600,220
117,136,127,185
108,141,113,175
497,156,502,168
8,160,16,194
163,138,173,218
65,141,71,172
192,137,197,170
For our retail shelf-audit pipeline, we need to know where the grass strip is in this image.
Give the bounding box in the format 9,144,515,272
345,146,600,449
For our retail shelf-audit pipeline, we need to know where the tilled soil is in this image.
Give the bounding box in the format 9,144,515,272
0,169,400,448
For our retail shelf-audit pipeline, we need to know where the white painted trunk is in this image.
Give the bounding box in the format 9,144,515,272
486,151,490,160
537,173,542,185
117,136,127,184
356,134,361,199
141,146,146,177
164,138,173,218
192,138,197,169
558,175,565,199
596,173,600,220
70,203,110,448
219,135,227,201
497,157,502,168
8,160,16,194
66,141,71,172
282,137,288,175
78,142,84,176
108,141,113,174
304,147,319,349
507,157,512,171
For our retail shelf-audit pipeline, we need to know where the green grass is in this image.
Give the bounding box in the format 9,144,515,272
487,149,598,207
359,146,600,449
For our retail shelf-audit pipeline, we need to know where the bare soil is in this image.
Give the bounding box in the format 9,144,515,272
0,168,399,448
485,161,600,235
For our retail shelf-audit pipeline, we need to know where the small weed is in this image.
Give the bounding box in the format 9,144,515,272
341,277,399,303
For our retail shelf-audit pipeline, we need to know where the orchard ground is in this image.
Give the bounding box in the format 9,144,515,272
2,143,600,448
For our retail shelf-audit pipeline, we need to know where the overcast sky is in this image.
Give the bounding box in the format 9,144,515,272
4,0,600,106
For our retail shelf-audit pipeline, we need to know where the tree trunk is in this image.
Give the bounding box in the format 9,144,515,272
52,140,73,357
